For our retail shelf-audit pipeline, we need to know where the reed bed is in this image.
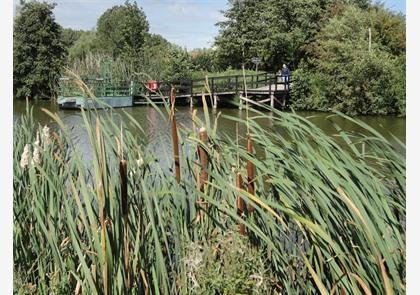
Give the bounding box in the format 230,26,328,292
13,98,405,294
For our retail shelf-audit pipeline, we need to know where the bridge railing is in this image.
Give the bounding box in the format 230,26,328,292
59,72,293,100
147,72,278,97
58,77,134,98
190,72,277,95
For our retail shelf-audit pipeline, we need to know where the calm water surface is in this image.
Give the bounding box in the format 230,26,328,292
13,100,406,161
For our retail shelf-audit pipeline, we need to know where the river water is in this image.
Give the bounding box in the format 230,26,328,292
13,100,406,160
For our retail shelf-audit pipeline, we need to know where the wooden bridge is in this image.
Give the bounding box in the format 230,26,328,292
136,72,292,109
58,72,292,110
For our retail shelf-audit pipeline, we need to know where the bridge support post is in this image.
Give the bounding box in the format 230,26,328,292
213,95,218,109
189,96,193,109
239,94,243,110
130,80,134,96
270,94,275,108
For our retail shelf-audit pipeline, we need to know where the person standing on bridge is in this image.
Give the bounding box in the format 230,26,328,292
281,64,290,84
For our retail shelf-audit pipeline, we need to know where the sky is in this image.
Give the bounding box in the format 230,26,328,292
13,0,406,50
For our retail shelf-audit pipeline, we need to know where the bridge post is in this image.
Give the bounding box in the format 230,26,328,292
130,80,134,96
189,96,193,109
270,94,275,108
239,94,243,110
213,95,218,109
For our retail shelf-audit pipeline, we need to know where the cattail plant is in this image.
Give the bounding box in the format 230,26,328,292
246,133,255,213
195,127,209,223
118,128,130,290
236,172,245,235
170,87,181,183
13,99,406,294
198,127,209,192
95,118,109,295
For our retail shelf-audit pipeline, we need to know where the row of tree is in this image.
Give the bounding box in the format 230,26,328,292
214,0,405,115
13,0,405,115
13,0,209,100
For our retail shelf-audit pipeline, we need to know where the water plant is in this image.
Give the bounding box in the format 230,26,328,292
13,97,405,294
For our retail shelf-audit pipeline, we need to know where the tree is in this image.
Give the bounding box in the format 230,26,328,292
291,5,405,115
137,34,172,80
164,47,194,82
61,28,85,48
68,30,102,61
215,0,267,70
13,1,66,100
191,48,218,72
96,1,149,63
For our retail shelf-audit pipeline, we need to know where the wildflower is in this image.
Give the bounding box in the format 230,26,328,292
34,131,40,146
20,144,31,169
32,146,41,166
42,125,51,145
136,152,144,167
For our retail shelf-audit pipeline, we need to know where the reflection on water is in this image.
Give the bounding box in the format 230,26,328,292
13,100,406,160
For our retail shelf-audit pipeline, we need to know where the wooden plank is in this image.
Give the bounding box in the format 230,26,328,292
259,98,271,103
239,96,266,108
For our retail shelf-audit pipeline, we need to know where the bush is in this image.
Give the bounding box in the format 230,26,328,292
184,231,273,294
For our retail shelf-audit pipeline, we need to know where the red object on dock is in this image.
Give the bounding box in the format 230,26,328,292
147,80,158,91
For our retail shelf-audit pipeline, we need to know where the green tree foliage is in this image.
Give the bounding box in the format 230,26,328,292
191,48,219,72
215,0,266,70
67,30,102,61
61,28,85,48
67,33,174,81
292,5,405,115
164,47,194,81
96,0,149,62
13,1,66,100
215,0,372,71
137,34,173,80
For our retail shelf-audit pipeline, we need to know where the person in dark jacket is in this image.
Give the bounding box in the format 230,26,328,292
281,64,290,83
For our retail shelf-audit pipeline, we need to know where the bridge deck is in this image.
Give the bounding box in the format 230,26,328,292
243,83,290,95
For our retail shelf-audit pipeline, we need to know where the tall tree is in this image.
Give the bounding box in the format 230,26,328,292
215,0,266,70
96,0,149,63
215,0,372,71
13,1,65,100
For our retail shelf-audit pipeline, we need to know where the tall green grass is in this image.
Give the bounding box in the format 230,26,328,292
13,99,405,294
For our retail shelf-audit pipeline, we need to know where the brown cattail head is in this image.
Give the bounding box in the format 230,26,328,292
119,159,128,216
198,127,209,191
172,119,181,183
247,133,255,213
195,127,209,223
170,94,181,183
120,158,131,289
170,87,176,116
236,172,246,235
